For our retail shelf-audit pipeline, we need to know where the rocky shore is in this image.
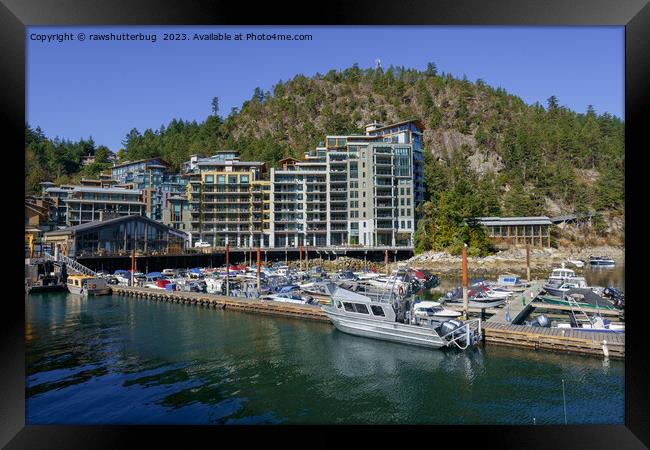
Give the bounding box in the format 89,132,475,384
402,245,625,275
289,246,624,276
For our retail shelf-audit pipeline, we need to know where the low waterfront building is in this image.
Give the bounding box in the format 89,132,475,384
43,215,188,258
474,216,553,248
42,184,146,227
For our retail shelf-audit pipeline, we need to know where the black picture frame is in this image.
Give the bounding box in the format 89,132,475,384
5,0,648,447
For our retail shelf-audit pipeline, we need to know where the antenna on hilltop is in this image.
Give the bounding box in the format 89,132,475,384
375,58,382,69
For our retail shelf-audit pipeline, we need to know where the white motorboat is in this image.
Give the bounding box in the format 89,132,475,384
567,259,585,268
589,256,616,267
543,276,589,297
412,301,462,321
262,292,316,305
548,266,577,284
66,275,111,296
322,287,482,350
354,271,382,281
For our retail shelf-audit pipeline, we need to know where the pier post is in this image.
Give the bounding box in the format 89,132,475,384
299,242,303,272
305,247,309,271
526,244,531,281
257,248,261,293
226,243,230,297
462,243,469,320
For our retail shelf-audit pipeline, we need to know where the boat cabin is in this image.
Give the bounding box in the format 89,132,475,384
332,288,396,322
548,267,576,283
497,274,522,286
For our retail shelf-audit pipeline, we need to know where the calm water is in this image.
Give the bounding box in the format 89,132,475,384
434,264,625,291
26,291,624,425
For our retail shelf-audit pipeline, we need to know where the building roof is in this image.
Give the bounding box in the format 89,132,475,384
44,214,187,238
57,186,143,195
368,119,424,133
110,158,170,170
474,216,553,226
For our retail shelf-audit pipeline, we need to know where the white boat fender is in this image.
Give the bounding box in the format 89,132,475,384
602,340,609,358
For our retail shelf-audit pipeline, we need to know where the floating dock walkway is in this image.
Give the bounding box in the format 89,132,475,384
111,286,329,322
481,281,624,359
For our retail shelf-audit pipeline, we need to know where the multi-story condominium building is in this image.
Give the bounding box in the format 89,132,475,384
110,158,187,221
270,157,329,248
268,120,420,248
42,183,145,227
167,152,271,247
364,120,425,208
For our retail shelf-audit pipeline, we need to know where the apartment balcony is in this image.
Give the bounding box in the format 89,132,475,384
375,221,395,230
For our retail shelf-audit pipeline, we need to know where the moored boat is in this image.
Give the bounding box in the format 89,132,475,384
322,287,482,350
543,276,589,297
66,275,111,296
589,256,616,267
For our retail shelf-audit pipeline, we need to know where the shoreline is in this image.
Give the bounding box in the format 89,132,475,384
288,245,624,276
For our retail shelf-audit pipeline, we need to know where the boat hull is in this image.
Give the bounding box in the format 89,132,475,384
590,261,615,267
322,306,448,349
67,285,111,296
444,298,505,309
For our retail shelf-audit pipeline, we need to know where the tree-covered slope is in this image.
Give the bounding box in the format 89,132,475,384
25,64,624,253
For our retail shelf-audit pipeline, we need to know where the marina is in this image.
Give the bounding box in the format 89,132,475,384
25,291,624,425
25,245,626,360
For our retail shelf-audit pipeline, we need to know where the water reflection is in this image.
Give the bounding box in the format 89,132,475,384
26,293,624,425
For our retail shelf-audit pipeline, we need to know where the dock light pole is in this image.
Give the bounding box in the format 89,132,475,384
225,242,230,297
462,243,469,320
257,247,261,293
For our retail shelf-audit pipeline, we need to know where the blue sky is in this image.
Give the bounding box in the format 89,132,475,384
26,26,624,152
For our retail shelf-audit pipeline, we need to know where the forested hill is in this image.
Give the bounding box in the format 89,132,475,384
25,63,624,252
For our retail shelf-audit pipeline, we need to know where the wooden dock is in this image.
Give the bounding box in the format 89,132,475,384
480,281,625,358
110,286,329,322
482,322,624,359
486,281,544,325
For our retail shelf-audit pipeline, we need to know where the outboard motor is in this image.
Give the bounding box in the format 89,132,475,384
529,314,550,327
439,319,466,342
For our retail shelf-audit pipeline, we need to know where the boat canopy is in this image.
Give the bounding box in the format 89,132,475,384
332,287,375,303
146,272,162,278
278,284,300,293
413,301,442,309
189,268,202,274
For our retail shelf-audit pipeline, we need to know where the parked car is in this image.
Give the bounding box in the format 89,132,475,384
194,241,211,248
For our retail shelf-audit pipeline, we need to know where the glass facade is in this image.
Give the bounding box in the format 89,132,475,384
73,217,186,257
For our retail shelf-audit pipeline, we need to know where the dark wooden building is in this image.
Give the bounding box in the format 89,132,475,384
475,216,553,248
